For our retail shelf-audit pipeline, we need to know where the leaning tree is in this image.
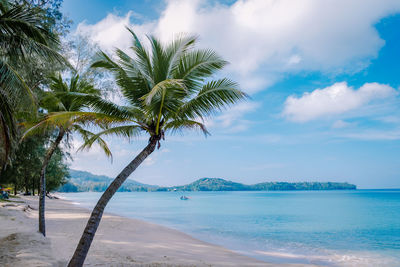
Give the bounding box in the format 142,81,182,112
68,28,247,266
24,73,114,236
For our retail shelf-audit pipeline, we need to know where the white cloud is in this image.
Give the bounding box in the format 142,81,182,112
283,82,397,122
288,55,302,66
76,0,400,93
143,156,155,166
76,12,154,53
204,101,261,132
338,129,400,141
332,120,353,129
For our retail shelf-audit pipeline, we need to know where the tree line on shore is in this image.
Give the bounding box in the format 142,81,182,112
0,0,247,265
59,170,356,192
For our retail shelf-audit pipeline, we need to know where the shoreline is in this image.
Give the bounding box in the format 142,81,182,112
0,196,313,266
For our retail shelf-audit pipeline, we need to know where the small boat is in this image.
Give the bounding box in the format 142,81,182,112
180,196,189,200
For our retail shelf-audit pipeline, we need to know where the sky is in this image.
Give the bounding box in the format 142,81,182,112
61,0,400,189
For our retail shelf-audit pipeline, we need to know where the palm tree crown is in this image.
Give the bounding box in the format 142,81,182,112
25,73,112,156
83,28,247,148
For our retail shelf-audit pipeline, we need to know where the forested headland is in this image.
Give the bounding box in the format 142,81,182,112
59,170,356,192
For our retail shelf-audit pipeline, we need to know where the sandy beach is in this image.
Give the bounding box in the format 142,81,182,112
0,196,314,266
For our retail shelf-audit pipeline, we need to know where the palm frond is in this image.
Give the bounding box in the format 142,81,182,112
91,50,151,107
164,34,197,77
126,27,153,84
141,79,186,105
164,119,209,136
68,93,136,120
39,91,67,112
177,78,248,120
43,74,102,113
0,59,35,103
173,49,227,93
22,111,126,139
78,124,144,158
1,34,65,63
0,4,48,44
73,124,112,159
91,51,120,70
86,124,143,140
148,35,170,84
48,73,68,92
0,3,66,64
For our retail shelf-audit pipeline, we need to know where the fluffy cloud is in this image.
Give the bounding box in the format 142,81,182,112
332,120,353,129
204,101,261,132
76,11,155,52
283,82,397,122
76,0,400,93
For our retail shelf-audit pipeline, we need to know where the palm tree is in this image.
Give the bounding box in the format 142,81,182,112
68,28,247,266
0,0,64,167
24,73,113,236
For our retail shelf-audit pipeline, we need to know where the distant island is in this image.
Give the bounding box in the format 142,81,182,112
58,170,356,192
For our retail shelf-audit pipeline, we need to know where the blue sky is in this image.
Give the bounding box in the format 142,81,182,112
62,0,400,188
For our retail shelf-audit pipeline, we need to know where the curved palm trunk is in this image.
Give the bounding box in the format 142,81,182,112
68,139,157,267
39,127,65,236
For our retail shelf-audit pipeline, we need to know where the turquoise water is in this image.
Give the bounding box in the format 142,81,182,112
61,190,400,266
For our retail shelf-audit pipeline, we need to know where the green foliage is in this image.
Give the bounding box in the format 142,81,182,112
0,0,68,167
173,178,248,191
1,135,44,193
172,178,357,191
0,133,68,193
45,147,69,192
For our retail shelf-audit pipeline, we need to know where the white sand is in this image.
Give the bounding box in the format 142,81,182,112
0,196,314,266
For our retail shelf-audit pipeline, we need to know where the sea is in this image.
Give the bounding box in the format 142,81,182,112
60,190,400,267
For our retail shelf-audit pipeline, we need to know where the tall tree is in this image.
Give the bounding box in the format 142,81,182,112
63,33,115,97
68,29,247,266
25,73,111,236
45,147,69,192
0,133,67,195
0,0,65,167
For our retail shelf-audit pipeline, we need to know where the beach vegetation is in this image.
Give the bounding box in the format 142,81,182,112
0,134,69,195
0,0,67,168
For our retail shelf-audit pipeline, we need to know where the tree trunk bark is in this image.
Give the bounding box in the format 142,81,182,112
68,139,157,267
24,168,28,195
39,127,65,236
